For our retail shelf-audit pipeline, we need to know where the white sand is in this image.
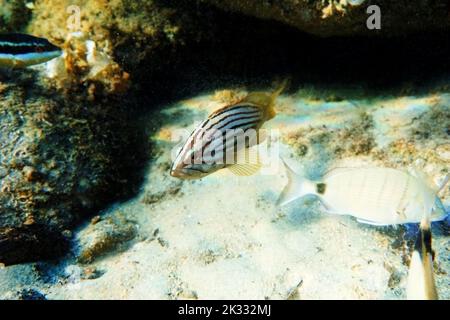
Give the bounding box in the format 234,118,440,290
1,89,448,300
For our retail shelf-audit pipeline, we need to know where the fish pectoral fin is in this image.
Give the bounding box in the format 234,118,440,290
227,147,261,176
356,218,388,226
227,163,261,176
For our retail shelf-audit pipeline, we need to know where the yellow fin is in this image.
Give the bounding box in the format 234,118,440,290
241,79,288,121
270,78,289,102
226,146,261,176
242,92,272,108
228,163,262,176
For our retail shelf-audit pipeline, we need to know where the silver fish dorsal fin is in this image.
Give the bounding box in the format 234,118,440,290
407,167,446,193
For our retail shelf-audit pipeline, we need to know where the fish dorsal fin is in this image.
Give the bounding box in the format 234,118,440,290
242,92,271,108
227,146,261,176
408,167,443,192
207,99,256,119
271,78,289,98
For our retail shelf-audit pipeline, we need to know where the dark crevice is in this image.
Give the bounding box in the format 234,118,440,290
121,7,449,110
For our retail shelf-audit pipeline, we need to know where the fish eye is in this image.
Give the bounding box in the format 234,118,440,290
35,46,44,53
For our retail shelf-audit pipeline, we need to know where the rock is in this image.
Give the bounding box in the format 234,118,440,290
202,0,450,36
0,0,31,32
17,288,47,300
0,71,144,265
76,213,138,264
80,266,105,280
436,144,450,162
0,0,216,265
27,0,216,81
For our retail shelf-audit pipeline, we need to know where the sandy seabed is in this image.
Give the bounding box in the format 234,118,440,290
1,87,449,300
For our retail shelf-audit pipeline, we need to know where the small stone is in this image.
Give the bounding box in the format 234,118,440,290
23,216,35,226
436,143,450,161
91,215,101,225
81,266,105,280
22,166,40,182
62,230,73,238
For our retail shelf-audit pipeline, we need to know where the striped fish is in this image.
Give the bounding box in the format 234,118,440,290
0,33,62,68
170,85,285,179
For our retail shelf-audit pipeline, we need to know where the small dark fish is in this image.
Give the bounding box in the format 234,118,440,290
171,83,286,179
0,33,62,68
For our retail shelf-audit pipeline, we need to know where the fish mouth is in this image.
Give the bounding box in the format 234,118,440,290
170,168,200,180
48,42,62,53
170,168,188,179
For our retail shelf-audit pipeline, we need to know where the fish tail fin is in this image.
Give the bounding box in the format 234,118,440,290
271,78,289,102
276,157,315,206
266,79,289,120
407,212,438,300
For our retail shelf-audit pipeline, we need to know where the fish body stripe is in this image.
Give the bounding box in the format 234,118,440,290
173,116,209,160
316,183,326,194
215,114,261,131
209,103,260,120
172,102,265,172
0,34,61,56
176,117,260,166
0,51,61,68
202,124,259,163
415,227,433,259
203,105,261,134
183,104,261,162
202,117,260,157
0,44,46,54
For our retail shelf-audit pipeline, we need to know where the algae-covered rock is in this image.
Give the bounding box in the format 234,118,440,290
202,0,450,36
0,0,32,32
0,0,214,265
27,0,215,78
0,71,144,265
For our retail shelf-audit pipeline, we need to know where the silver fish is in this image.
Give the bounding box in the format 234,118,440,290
170,84,285,179
0,33,62,68
277,159,449,225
